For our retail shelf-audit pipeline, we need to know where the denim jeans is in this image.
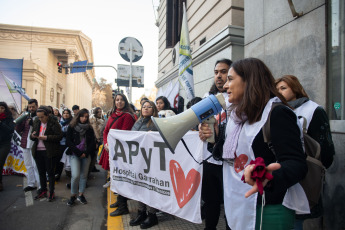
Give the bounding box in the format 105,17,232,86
70,154,91,195
294,218,304,230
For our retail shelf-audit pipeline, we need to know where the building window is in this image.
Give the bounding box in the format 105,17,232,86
166,0,186,48
328,0,345,120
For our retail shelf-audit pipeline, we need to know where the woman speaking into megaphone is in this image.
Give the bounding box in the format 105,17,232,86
201,58,309,230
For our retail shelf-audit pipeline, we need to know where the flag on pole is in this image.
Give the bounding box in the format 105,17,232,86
156,87,164,98
0,58,23,107
167,80,180,109
2,72,17,93
1,71,30,101
178,2,195,101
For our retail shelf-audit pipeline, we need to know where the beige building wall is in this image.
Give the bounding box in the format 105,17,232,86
0,24,95,111
156,0,244,100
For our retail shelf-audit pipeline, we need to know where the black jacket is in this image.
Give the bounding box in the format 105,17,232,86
30,116,63,158
0,117,15,144
307,107,335,169
131,117,157,131
252,105,308,205
66,124,96,158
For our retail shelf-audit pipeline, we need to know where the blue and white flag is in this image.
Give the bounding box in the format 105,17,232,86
1,72,30,101
0,58,24,106
1,73,30,101
178,2,195,101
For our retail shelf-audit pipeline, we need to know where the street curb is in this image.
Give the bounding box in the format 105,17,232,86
107,187,123,229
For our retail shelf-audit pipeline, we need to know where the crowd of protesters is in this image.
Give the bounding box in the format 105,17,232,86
1,101,103,202
0,57,336,230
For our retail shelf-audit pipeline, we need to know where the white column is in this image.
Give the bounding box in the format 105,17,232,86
66,49,77,109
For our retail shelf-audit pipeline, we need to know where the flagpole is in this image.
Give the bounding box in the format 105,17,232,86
0,71,21,113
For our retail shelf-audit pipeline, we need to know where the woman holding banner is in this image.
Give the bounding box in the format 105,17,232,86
129,100,160,229
0,102,15,191
100,93,136,217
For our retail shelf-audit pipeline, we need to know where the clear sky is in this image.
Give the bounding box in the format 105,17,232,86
0,0,160,102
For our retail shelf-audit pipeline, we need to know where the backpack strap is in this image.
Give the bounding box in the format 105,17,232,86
262,102,283,156
298,115,321,160
298,116,308,133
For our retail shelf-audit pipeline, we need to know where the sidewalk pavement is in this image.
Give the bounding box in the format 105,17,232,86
0,166,108,230
106,188,227,230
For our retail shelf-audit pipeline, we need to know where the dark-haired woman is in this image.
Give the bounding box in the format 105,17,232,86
276,75,335,229
66,109,95,206
8,104,19,120
89,107,104,173
0,102,15,191
129,100,159,228
30,106,62,201
100,93,136,216
200,58,308,229
53,108,62,122
55,108,73,181
155,96,176,117
100,93,136,172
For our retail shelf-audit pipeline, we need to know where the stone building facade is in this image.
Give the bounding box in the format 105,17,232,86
155,0,244,101
245,1,344,229
0,23,95,110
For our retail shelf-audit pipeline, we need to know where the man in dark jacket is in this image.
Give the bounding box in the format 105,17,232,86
200,59,232,230
16,99,40,192
30,106,62,201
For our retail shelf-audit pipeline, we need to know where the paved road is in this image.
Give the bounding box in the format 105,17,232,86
1,167,228,230
0,166,108,230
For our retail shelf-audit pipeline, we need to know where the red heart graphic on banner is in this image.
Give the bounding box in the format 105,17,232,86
169,160,201,208
234,154,248,173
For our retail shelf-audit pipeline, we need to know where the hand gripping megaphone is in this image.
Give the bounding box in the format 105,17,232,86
14,111,29,125
151,94,226,153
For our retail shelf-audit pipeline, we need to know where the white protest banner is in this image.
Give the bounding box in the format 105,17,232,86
2,131,27,176
108,130,204,223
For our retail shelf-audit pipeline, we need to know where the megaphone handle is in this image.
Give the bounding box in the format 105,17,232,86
203,117,216,143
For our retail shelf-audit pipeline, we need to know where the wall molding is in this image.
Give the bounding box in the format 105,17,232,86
155,25,244,88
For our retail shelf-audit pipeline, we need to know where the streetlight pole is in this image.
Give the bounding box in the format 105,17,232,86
64,64,119,91
129,43,133,103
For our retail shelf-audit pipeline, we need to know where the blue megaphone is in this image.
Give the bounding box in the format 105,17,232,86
151,94,226,153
